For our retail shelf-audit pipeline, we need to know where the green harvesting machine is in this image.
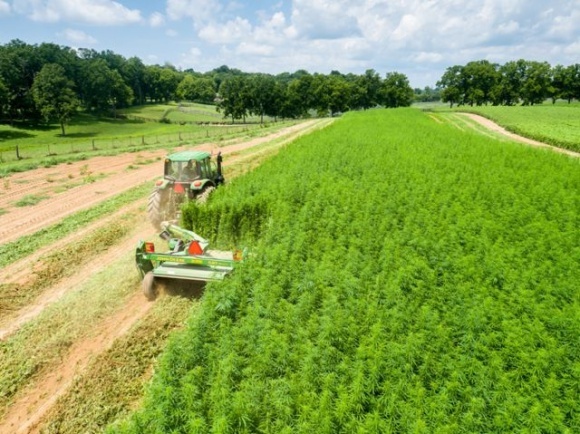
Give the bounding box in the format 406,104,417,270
135,221,243,300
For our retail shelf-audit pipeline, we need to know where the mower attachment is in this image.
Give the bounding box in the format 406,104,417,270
136,221,243,300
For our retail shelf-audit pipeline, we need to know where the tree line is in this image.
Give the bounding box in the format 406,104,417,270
0,39,414,135
437,59,580,107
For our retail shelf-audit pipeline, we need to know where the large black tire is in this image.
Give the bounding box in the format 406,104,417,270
195,186,215,204
142,272,158,301
147,188,174,230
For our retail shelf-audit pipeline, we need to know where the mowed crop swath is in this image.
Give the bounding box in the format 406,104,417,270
112,109,580,433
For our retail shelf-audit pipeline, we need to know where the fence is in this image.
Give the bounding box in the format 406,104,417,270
0,125,253,164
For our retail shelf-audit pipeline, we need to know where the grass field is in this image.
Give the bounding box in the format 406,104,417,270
445,102,580,152
111,108,580,433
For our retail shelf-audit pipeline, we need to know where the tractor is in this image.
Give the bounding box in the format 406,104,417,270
148,150,224,229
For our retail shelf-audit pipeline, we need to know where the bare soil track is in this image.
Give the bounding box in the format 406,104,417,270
0,119,331,433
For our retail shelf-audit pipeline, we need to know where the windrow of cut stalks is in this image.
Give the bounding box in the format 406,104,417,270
0,210,138,315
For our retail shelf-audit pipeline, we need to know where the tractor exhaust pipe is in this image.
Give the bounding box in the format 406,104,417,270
216,152,224,185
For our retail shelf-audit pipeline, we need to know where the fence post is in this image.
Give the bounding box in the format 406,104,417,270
142,135,145,145
16,145,20,160
179,132,182,141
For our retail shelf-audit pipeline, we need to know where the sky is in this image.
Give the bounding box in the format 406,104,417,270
0,0,578,88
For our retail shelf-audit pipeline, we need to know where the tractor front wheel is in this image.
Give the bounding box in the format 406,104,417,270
142,272,158,301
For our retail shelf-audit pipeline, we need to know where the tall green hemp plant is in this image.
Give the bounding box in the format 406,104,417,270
32,63,79,136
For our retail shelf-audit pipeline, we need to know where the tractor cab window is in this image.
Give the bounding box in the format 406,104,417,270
200,159,212,178
165,160,200,180
164,159,178,177
182,160,199,179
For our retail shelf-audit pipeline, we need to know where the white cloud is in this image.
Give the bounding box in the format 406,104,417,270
12,0,142,25
288,0,360,39
392,14,422,41
0,0,10,14
146,54,159,63
166,0,221,26
546,9,580,40
236,42,274,56
497,20,520,34
149,12,165,28
414,52,443,63
563,41,580,57
166,29,178,37
60,28,97,45
198,17,252,44
188,47,202,57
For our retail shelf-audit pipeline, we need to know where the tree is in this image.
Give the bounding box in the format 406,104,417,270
327,75,352,115
285,73,314,118
217,76,248,123
355,69,382,109
462,60,499,106
81,59,133,114
145,65,180,103
246,74,284,122
31,63,79,135
0,39,41,121
176,74,216,104
520,61,551,105
379,72,414,108
414,86,442,103
122,57,147,105
0,76,8,117
176,74,196,101
492,60,527,105
567,64,580,102
309,73,354,116
554,64,580,103
437,65,464,107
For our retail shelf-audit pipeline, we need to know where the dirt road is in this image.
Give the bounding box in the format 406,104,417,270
460,113,580,158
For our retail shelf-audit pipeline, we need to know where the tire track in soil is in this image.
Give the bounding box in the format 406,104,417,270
0,201,144,302
0,119,331,432
0,154,152,206
0,291,152,434
0,212,153,340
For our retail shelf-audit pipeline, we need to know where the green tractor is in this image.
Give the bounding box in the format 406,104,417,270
148,150,224,229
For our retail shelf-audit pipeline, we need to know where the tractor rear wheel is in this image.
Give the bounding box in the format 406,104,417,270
142,272,158,301
148,188,174,229
195,186,215,204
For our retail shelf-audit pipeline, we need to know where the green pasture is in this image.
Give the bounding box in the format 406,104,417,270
0,105,296,175
120,102,276,124
445,102,580,151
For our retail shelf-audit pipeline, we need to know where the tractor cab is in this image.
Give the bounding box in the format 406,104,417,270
163,151,223,184
148,150,224,229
